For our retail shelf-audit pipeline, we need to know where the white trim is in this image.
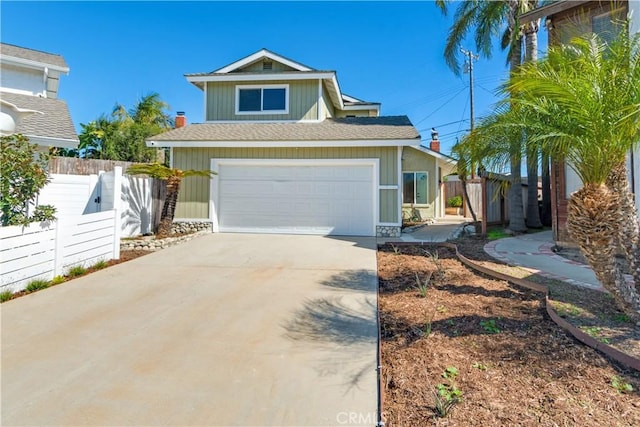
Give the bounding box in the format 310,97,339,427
378,222,402,227
26,135,78,148
410,144,457,164
187,72,333,83
0,54,69,74
342,94,364,103
234,84,289,115
169,147,174,168
317,79,322,121
213,49,313,73
397,146,403,223
209,158,378,236
147,139,419,148
342,104,381,111
379,185,398,190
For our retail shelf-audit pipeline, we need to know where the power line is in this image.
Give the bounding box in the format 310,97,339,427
412,87,467,126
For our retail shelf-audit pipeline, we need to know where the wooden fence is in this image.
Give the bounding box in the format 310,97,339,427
49,157,136,175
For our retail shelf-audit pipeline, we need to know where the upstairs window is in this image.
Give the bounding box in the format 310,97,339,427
236,85,288,114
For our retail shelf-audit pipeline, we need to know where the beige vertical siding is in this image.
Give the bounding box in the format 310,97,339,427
235,61,297,72
401,147,438,219
321,84,335,119
334,109,377,118
173,146,398,222
206,80,318,121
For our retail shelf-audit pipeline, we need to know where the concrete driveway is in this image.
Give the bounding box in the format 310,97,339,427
1,234,379,426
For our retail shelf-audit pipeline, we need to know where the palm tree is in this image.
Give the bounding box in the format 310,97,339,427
127,163,214,237
504,32,640,316
436,0,539,233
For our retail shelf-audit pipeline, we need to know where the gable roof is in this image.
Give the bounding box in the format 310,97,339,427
408,144,457,164
147,116,419,147
0,43,69,73
185,48,380,114
212,48,314,73
1,91,78,148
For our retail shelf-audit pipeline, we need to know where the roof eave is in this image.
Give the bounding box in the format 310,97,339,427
0,54,69,74
147,138,420,148
409,144,457,164
186,71,336,84
519,0,592,24
26,135,79,149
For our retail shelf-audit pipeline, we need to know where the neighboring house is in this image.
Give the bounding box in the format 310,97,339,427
0,43,78,148
147,48,454,237
521,0,640,245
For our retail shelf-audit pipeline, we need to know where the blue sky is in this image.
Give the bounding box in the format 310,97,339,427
1,1,548,156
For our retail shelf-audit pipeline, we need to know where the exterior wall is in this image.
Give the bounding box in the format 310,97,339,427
235,61,297,72
172,146,399,223
401,147,438,220
206,80,319,121
321,84,335,119
0,63,45,97
550,1,629,44
334,109,377,118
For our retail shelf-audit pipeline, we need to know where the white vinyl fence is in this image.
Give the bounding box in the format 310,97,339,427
0,210,121,293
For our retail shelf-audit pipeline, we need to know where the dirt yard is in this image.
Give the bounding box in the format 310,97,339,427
378,243,640,426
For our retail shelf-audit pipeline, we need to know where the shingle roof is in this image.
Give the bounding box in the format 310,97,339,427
1,91,78,143
0,43,68,69
149,116,420,142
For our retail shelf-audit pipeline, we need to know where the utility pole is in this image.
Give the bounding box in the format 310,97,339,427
460,48,479,131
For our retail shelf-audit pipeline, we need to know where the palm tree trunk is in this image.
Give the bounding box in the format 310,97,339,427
461,177,478,222
506,1,527,233
540,153,552,226
606,163,640,293
157,176,182,237
567,183,640,319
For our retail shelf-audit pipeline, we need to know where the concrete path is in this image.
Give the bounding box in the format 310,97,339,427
484,230,605,291
377,215,468,245
1,234,379,427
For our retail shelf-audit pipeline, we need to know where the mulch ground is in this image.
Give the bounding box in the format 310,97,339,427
378,242,640,426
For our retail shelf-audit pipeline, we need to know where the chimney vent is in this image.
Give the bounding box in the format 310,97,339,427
175,112,186,129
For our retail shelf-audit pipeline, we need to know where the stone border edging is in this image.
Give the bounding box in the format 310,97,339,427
382,240,640,372
120,230,209,252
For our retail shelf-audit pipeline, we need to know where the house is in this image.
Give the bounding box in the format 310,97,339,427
521,0,640,245
147,48,455,237
0,43,78,148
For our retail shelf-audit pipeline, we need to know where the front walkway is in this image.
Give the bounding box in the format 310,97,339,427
1,234,378,426
484,230,605,291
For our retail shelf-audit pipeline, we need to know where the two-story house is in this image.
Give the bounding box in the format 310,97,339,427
0,43,78,148
521,0,640,246
147,49,454,237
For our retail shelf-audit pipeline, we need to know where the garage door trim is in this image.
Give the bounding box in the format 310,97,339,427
209,158,379,235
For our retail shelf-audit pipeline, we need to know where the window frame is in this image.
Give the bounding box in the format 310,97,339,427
402,171,429,205
235,84,289,115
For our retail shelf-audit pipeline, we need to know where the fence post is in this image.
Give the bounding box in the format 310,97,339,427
112,167,122,259
53,219,65,276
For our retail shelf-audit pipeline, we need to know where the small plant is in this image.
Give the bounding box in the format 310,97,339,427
580,326,610,344
554,302,581,318
67,265,87,278
434,367,462,418
612,313,630,323
436,305,447,313
415,272,432,297
486,228,509,240
25,279,50,293
611,376,634,394
92,260,109,270
31,204,57,222
422,249,445,282
447,195,463,208
472,362,488,371
0,289,13,302
390,244,400,255
51,275,66,285
480,319,500,334
423,321,432,337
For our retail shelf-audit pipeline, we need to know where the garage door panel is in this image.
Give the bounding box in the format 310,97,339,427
217,163,375,236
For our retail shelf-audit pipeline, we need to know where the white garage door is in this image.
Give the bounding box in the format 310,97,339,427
215,161,375,236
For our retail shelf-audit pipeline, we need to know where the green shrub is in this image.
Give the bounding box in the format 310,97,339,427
447,195,463,207
25,279,50,293
92,260,109,270
67,266,87,278
0,290,13,302
51,275,66,285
